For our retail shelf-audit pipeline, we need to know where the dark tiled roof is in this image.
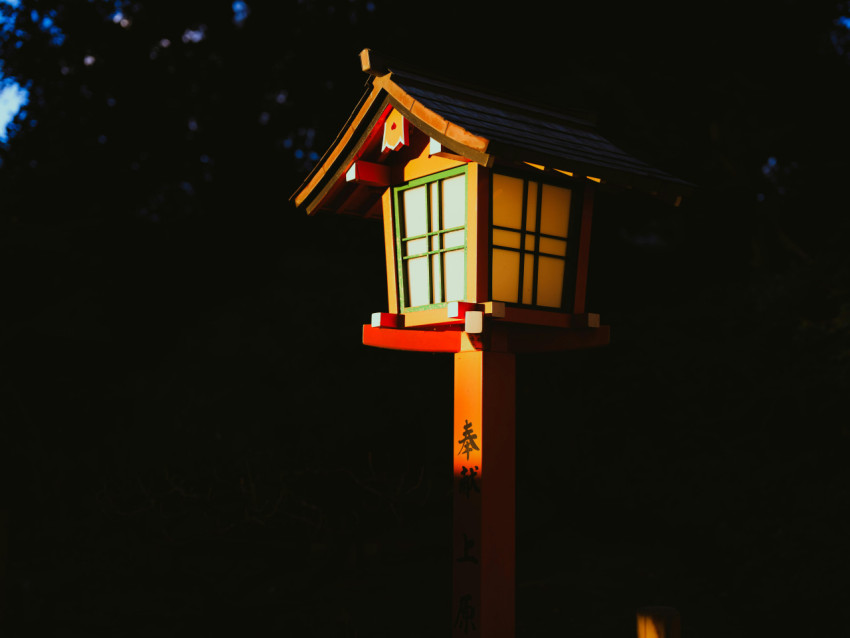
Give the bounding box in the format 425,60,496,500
292,50,692,215
388,68,692,192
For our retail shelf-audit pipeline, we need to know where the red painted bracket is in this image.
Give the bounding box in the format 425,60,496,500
371,312,404,328
363,325,463,352
345,160,391,187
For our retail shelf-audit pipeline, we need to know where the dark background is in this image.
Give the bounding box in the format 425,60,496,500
2,1,849,636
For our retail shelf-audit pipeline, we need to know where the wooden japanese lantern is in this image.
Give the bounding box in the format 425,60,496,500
292,49,690,353
291,49,690,638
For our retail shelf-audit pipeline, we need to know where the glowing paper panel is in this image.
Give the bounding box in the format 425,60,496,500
536,256,565,308
406,237,428,256
540,184,570,237
403,187,428,237
432,247,443,303
492,248,519,303
490,173,574,310
539,236,567,256
395,167,468,309
492,174,523,229
407,256,430,307
444,230,465,249
442,175,466,229
493,229,521,249
444,250,465,302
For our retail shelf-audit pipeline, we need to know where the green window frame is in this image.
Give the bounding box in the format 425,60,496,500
394,166,468,311
489,171,582,310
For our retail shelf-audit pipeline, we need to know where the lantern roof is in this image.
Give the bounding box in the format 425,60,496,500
291,49,692,216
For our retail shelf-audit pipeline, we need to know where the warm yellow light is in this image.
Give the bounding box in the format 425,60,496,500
540,184,571,237
493,229,521,249
539,236,567,256
492,249,519,303
491,173,572,309
536,256,564,307
637,616,662,638
493,174,524,228
523,162,545,171
636,608,681,638
555,169,574,177
587,175,601,183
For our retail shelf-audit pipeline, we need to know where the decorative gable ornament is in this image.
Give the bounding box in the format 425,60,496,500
382,108,408,151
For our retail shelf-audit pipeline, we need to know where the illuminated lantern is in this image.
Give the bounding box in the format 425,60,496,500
292,49,690,638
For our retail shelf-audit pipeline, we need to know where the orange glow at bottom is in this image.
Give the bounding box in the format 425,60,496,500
637,607,681,638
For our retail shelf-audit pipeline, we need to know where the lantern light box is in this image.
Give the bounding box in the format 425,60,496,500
294,49,689,352
291,49,691,638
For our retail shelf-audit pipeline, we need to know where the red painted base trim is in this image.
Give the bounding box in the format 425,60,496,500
362,325,463,352
362,324,611,353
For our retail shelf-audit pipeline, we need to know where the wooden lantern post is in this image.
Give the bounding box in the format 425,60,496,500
291,49,690,637
452,347,516,635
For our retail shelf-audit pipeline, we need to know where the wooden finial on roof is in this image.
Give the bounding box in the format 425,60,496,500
360,48,389,76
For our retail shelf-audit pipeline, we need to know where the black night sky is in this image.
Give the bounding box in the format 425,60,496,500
2,1,849,636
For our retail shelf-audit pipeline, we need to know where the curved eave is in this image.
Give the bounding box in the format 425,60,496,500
290,74,494,215
291,81,388,214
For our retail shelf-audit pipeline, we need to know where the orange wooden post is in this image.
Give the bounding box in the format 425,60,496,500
452,350,516,637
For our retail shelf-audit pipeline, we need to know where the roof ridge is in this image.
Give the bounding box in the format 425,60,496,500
388,68,598,130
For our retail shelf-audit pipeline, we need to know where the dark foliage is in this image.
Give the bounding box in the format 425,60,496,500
2,1,850,636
